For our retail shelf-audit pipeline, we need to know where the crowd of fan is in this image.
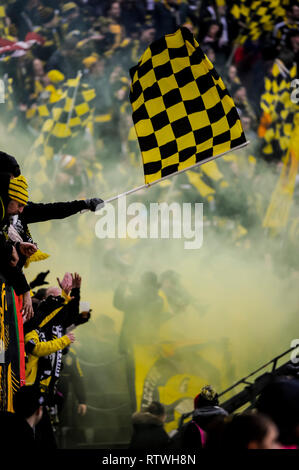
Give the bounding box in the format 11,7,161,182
129,379,299,450
3,153,299,451
0,267,92,449
0,0,298,201
1,0,299,452
0,151,100,448
4,375,299,450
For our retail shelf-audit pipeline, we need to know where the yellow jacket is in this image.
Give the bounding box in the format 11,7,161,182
25,330,71,387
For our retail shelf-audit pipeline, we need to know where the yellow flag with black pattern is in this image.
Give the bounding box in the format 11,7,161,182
130,27,246,185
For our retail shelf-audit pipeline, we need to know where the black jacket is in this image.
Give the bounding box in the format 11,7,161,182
129,412,170,449
0,412,36,450
22,199,87,224
179,406,228,449
7,199,88,271
57,347,87,410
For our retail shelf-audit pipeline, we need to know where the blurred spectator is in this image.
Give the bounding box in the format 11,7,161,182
114,271,164,352
114,272,164,412
55,154,89,199
34,5,63,61
0,385,44,451
61,2,89,35
180,385,228,449
159,269,192,315
130,401,170,449
206,412,281,450
225,64,241,94
204,45,216,64
241,115,256,142
202,21,221,51
32,58,49,96
46,32,81,78
8,52,35,108
170,385,228,449
286,30,299,71
121,0,146,37
106,1,125,51
86,55,116,161
233,85,257,124
153,0,189,38
256,377,299,448
56,346,87,447
6,0,41,40
273,3,299,49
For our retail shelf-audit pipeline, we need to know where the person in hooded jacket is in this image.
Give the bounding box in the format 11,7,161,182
129,401,170,449
173,385,228,449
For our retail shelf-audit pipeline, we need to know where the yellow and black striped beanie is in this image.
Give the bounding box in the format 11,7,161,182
8,175,29,205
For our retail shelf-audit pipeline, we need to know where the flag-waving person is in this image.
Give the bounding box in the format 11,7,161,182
0,171,38,412
0,172,37,318
1,151,104,273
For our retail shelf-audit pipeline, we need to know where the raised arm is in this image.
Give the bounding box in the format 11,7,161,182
25,330,75,357
23,198,104,224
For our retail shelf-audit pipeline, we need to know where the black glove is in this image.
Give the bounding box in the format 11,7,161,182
30,270,50,289
85,198,105,212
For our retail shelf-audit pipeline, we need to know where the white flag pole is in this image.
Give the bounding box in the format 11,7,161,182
67,70,83,125
103,140,250,204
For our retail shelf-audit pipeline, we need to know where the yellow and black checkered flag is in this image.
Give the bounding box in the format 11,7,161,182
130,27,246,185
261,60,298,158
231,0,286,43
34,75,95,160
261,60,297,119
263,121,299,230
